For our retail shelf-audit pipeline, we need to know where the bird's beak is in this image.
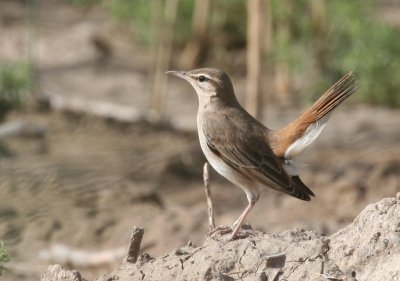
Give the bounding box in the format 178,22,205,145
166,70,188,81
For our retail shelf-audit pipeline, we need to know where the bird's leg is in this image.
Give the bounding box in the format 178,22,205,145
231,205,252,230
209,189,259,239
230,190,259,240
203,162,216,231
229,202,255,239
204,163,232,236
231,211,246,230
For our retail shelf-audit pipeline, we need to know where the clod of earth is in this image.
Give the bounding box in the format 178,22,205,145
41,196,400,281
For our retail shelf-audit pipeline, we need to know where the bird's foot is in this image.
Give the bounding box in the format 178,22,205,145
230,229,255,240
208,225,232,237
208,224,255,241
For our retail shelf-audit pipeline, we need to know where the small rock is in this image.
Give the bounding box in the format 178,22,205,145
344,248,354,256
173,248,188,256
40,264,82,281
242,223,253,230
137,253,153,264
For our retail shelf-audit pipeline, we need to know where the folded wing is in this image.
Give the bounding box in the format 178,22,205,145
203,112,313,200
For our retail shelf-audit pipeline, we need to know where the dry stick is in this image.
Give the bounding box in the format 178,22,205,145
179,0,210,68
151,0,179,118
203,162,215,230
274,0,293,106
245,0,265,119
124,226,145,263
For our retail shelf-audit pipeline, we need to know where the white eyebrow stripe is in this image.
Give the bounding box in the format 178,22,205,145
191,74,212,80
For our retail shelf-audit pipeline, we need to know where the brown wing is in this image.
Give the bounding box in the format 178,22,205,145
270,71,357,157
202,111,312,200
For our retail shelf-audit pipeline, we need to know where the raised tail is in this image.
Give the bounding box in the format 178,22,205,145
308,71,357,121
270,72,357,158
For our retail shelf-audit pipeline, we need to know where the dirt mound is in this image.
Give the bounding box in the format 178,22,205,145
40,196,400,281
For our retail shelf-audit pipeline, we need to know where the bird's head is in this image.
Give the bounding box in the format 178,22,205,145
167,68,237,107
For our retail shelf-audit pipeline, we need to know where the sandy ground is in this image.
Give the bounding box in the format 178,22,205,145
0,1,399,280
41,197,400,281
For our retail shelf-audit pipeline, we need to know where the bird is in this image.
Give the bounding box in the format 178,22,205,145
167,68,356,240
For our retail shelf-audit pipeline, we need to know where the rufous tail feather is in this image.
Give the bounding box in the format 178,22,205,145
270,72,357,157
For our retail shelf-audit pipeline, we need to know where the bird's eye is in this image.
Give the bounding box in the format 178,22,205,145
198,75,207,82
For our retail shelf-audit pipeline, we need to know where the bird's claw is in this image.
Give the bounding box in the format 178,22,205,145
208,225,232,237
208,225,255,241
230,229,255,240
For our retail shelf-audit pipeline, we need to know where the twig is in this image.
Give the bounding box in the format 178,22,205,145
150,0,179,118
203,162,215,230
124,226,145,263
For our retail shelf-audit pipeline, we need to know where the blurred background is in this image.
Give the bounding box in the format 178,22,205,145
0,0,399,280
